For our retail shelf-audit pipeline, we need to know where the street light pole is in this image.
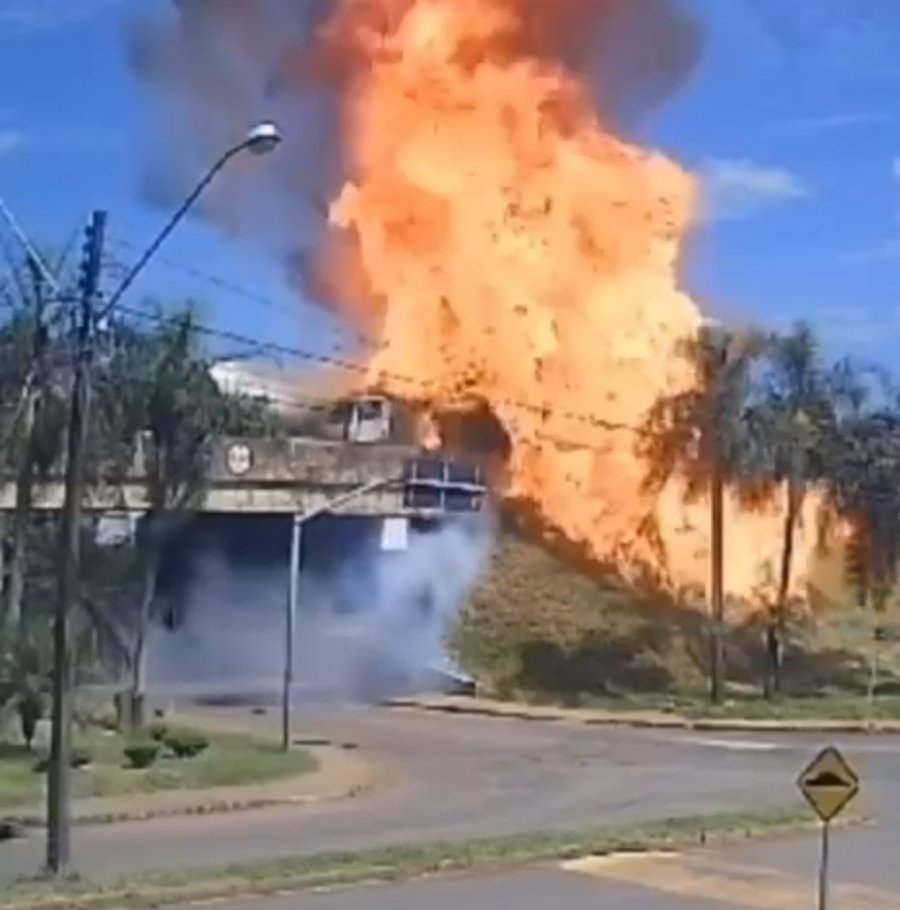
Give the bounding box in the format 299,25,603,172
102,122,282,318
278,460,487,747
280,476,401,750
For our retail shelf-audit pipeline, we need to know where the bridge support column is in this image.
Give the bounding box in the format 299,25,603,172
281,513,302,751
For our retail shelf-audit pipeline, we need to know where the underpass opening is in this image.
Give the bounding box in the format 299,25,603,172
147,511,490,703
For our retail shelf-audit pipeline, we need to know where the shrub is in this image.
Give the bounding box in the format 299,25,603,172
123,741,160,769
71,746,93,768
32,746,93,774
164,729,209,759
0,819,25,842
94,710,120,732
147,721,169,742
17,692,44,750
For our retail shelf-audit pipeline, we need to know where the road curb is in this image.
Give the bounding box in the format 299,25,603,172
385,697,900,734
0,744,376,833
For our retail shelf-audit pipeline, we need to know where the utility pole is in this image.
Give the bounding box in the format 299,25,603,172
709,454,725,705
704,324,729,707
45,210,107,876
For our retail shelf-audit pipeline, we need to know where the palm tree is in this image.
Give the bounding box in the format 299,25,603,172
640,322,770,704
755,322,835,698
826,387,900,710
829,405,900,612
92,305,271,728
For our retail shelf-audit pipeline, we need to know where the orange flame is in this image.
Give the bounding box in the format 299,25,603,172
311,0,838,603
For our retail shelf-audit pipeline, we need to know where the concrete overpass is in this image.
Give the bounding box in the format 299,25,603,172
0,436,487,516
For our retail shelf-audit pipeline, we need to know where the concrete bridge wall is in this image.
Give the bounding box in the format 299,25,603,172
0,436,485,516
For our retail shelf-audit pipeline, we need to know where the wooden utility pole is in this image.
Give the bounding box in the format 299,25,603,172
709,455,725,705
45,210,106,876
706,328,730,707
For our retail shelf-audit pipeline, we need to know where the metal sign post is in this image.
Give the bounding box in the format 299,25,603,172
817,817,830,910
796,745,860,910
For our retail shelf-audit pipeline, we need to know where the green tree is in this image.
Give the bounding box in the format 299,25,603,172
0,520,103,750
827,387,900,710
92,305,271,728
829,406,900,612
0,254,69,633
640,322,770,704
0,617,52,750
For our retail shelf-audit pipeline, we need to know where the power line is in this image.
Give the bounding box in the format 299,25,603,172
105,302,900,506
102,238,647,434
111,300,643,437
7,225,900,495
107,237,300,321
106,235,378,353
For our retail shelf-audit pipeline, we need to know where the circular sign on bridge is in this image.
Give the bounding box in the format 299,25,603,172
226,442,253,476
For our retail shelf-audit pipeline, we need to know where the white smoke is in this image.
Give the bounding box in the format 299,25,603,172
146,513,494,701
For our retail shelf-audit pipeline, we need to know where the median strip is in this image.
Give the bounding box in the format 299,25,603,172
0,805,848,910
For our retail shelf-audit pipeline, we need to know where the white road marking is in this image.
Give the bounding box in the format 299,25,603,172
561,850,899,909
683,737,784,752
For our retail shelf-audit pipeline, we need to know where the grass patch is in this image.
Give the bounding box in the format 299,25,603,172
0,723,316,812
0,805,826,910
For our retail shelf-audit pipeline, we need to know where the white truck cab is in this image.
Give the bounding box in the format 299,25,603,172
342,396,393,443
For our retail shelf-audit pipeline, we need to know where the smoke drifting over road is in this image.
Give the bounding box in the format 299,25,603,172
147,514,492,701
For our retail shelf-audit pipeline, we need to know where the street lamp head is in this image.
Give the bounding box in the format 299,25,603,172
245,121,282,155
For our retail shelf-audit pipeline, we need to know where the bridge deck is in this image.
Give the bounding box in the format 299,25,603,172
0,436,485,516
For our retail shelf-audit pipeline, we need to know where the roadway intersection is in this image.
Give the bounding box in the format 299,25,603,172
1,703,898,907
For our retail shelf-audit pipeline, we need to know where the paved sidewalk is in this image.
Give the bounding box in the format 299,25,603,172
385,694,900,732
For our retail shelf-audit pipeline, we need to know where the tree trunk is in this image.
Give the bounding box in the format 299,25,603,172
709,460,725,706
0,513,5,606
766,479,800,699
129,547,160,732
6,280,47,633
867,634,879,723
5,415,36,632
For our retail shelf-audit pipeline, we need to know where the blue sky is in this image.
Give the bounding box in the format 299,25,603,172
1,0,899,367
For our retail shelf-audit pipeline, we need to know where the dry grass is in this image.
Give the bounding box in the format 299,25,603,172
448,530,900,716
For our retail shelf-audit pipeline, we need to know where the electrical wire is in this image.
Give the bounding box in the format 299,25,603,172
110,299,641,437
5,225,900,502
106,235,377,354
100,296,900,507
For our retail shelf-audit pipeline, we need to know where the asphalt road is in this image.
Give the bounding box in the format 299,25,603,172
2,702,899,892
176,868,759,910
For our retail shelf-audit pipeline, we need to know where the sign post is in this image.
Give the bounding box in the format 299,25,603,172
796,745,860,910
